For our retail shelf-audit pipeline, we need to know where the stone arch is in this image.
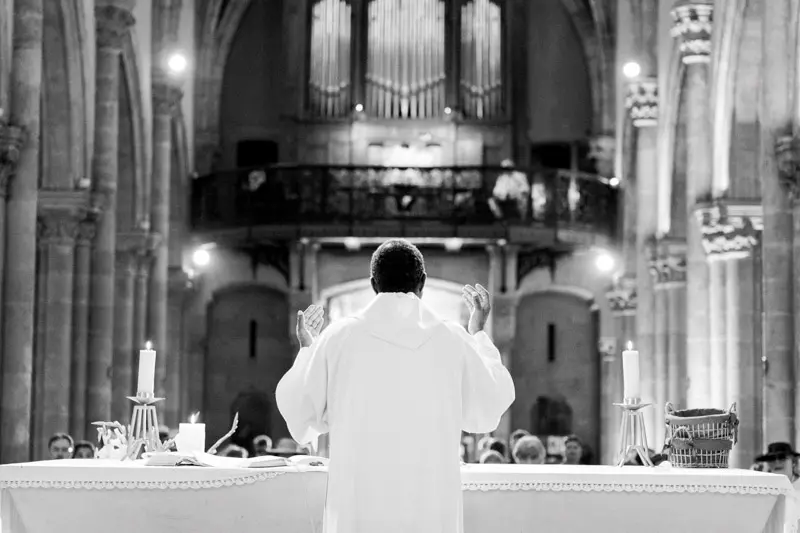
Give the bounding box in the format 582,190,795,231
118,33,148,229
656,45,685,236
40,0,88,188
194,0,614,171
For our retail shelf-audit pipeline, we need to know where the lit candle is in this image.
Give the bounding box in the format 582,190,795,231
177,412,206,454
137,341,156,397
622,341,641,400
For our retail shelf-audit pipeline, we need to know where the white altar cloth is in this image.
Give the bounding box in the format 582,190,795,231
0,460,793,533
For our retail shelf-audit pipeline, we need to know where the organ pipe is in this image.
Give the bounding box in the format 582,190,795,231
365,0,446,119
460,0,503,119
308,0,353,118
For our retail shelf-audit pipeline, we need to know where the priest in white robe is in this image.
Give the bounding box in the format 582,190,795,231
276,239,515,533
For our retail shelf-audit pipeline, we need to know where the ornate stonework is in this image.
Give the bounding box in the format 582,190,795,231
589,134,615,177
625,79,658,127
670,1,713,65
776,135,800,201
76,218,98,246
695,203,762,259
95,5,135,51
648,239,687,286
152,81,184,117
606,275,637,316
37,211,81,244
0,122,27,196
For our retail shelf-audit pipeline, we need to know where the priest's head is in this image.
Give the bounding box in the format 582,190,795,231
370,239,427,296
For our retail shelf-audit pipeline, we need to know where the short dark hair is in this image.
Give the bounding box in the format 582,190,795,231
370,239,426,293
565,434,582,447
48,432,74,449
73,440,95,454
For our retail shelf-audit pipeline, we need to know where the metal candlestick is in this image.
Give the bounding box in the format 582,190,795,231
128,393,164,445
615,397,654,467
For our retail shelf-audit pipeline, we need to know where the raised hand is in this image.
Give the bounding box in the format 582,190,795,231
462,284,491,335
296,304,325,348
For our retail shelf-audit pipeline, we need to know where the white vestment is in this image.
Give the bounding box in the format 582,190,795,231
276,292,515,533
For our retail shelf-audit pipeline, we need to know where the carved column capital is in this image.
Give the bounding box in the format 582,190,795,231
152,80,184,117
589,134,615,177
648,238,687,287
76,217,98,246
776,135,800,201
670,1,713,65
695,202,762,259
0,121,27,197
37,210,81,245
95,5,135,51
115,248,138,276
625,78,658,127
606,274,637,316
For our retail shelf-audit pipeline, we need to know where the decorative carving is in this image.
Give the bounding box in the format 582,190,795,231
776,135,800,201
0,122,27,196
606,275,637,315
648,239,687,286
37,211,80,244
625,79,658,127
589,134,615,177
695,204,762,258
670,1,713,65
76,218,98,246
152,81,183,117
95,5,135,51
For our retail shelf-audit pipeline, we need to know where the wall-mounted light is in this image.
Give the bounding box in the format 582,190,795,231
354,103,364,112
167,52,188,75
444,238,463,252
609,177,620,188
444,107,452,115
595,251,615,273
622,61,641,79
192,248,210,267
343,237,361,251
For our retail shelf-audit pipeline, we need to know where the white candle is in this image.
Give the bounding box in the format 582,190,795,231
177,422,206,454
622,341,641,400
137,342,156,396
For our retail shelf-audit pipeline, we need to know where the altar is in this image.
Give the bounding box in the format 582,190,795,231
0,461,794,533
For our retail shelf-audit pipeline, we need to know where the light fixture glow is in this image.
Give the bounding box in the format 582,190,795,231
167,52,188,74
622,61,641,79
343,237,361,251
354,103,364,112
609,177,620,187
444,107,452,115
595,252,615,273
192,248,211,267
444,238,463,252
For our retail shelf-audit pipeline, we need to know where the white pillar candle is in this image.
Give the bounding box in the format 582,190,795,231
177,423,206,454
622,342,641,400
137,346,156,396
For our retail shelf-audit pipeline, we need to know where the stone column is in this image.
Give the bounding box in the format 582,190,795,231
70,219,96,440
86,4,134,427
695,203,762,465
0,123,26,332
166,267,191,426
0,0,43,464
36,209,80,454
763,0,796,443
648,240,668,446
649,240,687,449
111,248,137,421
671,0,714,408
149,80,182,403
604,275,637,464
133,242,156,379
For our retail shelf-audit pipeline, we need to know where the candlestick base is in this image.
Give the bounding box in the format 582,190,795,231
128,395,164,454
614,398,654,467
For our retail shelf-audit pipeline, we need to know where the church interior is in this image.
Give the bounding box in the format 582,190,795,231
0,0,794,477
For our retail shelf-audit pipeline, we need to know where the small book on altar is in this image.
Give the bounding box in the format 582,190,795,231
143,452,329,468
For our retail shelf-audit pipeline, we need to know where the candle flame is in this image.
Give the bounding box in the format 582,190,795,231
145,340,153,350
627,341,633,350
189,412,200,424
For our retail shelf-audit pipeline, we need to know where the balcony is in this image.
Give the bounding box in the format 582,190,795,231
189,165,618,246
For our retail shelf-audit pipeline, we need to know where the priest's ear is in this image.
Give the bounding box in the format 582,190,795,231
370,277,378,294
416,273,426,297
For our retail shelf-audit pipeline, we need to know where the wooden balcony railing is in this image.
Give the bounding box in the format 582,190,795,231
190,165,618,238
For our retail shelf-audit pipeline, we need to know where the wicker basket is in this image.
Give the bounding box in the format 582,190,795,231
664,402,738,468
